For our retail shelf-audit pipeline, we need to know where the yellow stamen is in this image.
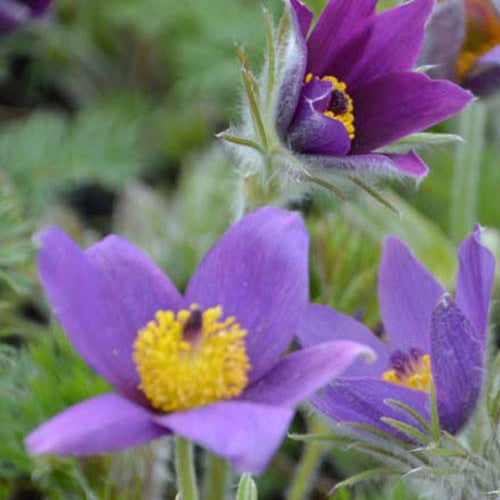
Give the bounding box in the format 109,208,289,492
382,354,432,393
133,305,251,412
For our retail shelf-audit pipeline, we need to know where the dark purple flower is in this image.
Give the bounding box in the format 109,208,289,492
25,207,372,474
0,0,54,34
277,0,473,180
420,0,500,96
297,226,495,438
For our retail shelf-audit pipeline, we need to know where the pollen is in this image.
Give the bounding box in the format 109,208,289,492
381,350,432,393
133,305,251,412
306,73,355,139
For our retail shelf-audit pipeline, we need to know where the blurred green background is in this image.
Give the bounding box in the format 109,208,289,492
0,0,499,498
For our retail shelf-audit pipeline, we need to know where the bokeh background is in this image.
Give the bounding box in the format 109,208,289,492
1,0,499,498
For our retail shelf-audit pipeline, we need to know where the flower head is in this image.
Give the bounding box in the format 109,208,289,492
297,226,495,438
420,0,500,96
25,207,372,474
0,0,54,34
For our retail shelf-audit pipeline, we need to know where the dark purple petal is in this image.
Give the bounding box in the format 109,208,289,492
351,71,473,154
307,0,377,76
455,226,495,345
289,0,313,39
298,151,428,179
431,295,484,434
418,0,465,80
0,0,30,32
155,400,294,474
314,378,430,440
276,0,312,136
37,229,182,402
346,0,434,89
296,304,389,377
185,207,309,382
26,393,165,455
379,237,444,354
241,340,375,406
464,45,500,96
25,0,53,15
288,78,351,155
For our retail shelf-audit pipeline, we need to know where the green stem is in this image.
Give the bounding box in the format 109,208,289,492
449,101,487,242
175,436,199,500
287,415,328,500
204,453,230,500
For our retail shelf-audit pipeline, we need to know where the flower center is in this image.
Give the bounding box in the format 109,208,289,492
381,348,432,392
306,73,355,139
456,0,500,79
133,305,251,412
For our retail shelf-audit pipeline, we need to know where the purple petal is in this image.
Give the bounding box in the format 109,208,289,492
26,393,165,455
298,151,428,179
289,0,313,39
241,340,375,406
288,78,351,155
464,45,500,96
276,0,311,136
346,0,434,88
185,207,309,382
350,71,473,154
296,304,389,377
314,378,430,440
478,44,500,66
37,229,182,402
455,226,495,345
379,237,444,354
25,0,53,15
306,0,377,76
0,0,30,32
155,400,294,474
418,0,465,80
431,295,484,434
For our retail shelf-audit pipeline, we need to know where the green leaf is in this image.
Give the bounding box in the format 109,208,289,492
380,418,432,444
376,133,463,153
236,474,258,500
329,468,400,494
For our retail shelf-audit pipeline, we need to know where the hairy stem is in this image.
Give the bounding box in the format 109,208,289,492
175,436,199,500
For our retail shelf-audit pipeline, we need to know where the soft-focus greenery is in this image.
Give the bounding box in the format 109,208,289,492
0,0,499,498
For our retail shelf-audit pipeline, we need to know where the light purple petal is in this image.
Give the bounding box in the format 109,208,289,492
314,378,430,440
296,304,389,377
26,393,165,455
37,228,182,402
0,0,30,32
241,340,375,406
288,78,351,155
478,44,500,66
455,226,495,345
346,0,434,88
185,207,309,382
276,0,312,136
431,295,484,434
155,400,294,474
418,0,465,80
385,151,429,180
379,236,444,354
351,71,473,154
306,0,377,76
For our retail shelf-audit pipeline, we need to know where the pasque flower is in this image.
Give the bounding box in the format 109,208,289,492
297,227,495,437
25,207,372,474
0,0,54,34
420,0,500,96
272,0,474,181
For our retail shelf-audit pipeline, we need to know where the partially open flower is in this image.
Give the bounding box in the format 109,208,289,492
420,0,500,96
297,226,495,437
25,207,372,474
0,0,54,34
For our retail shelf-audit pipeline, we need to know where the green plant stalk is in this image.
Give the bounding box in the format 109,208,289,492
204,453,230,500
175,436,199,500
287,415,328,500
449,101,487,242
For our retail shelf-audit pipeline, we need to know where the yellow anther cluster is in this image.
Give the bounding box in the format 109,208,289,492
382,354,432,393
321,75,355,140
133,305,251,412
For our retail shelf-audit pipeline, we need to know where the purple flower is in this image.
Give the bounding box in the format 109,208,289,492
0,0,54,34
297,226,495,438
420,0,500,97
25,207,372,474
277,0,473,180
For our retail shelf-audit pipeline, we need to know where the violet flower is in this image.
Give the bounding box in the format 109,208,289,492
25,207,372,474
420,0,500,97
297,227,495,438
0,0,54,34
277,0,474,180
